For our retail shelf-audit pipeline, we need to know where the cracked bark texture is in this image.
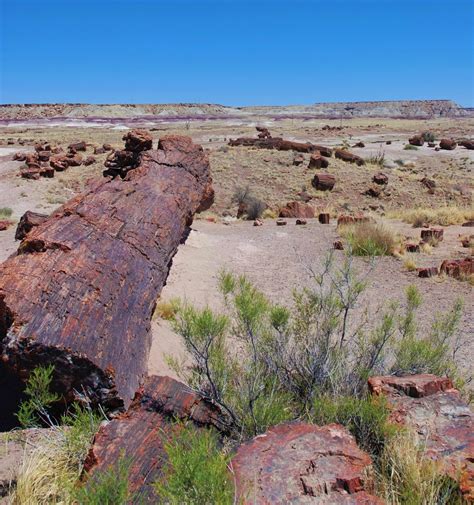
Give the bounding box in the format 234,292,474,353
0,135,213,411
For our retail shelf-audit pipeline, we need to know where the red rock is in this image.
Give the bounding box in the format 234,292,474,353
440,258,474,279
420,177,436,189
334,240,344,250
232,422,381,504
103,150,137,178
337,214,371,227
84,156,96,166
293,153,305,166
421,228,444,242
276,219,287,226
66,153,83,167
295,218,307,225
15,211,48,241
318,212,330,224
460,236,473,248
34,142,51,152
123,130,153,153
256,126,271,139
352,141,365,148
0,220,13,231
462,221,474,227
94,146,106,154
364,186,382,198
369,374,474,501
312,173,335,191
459,140,474,150
37,151,51,162
13,152,27,161
409,135,424,146
68,141,87,152
308,152,329,169
103,143,113,151
50,155,69,172
20,167,40,180
83,376,228,502
405,242,420,253
335,149,365,166
417,266,438,278
39,167,55,178
439,139,457,150
373,173,388,185
253,219,263,226
0,135,213,411
279,201,315,219
25,153,39,167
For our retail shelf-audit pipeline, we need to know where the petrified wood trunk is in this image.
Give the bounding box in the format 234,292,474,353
0,135,213,411
228,136,332,156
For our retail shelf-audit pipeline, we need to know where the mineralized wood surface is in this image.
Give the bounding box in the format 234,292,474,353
0,135,213,411
228,136,333,156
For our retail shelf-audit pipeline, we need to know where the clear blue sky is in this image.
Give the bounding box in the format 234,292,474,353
1,0,473,106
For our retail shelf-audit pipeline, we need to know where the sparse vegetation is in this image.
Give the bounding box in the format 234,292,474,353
153,297,182,321
154,424,233,505
392,206,474,227
422,131,436,143
232,185,266,220
0,206,13,219
403,257,417,272
404,144,418,150
339,222,400,256
366,147,385,167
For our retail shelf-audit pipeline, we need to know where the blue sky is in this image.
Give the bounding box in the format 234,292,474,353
1,0,473,106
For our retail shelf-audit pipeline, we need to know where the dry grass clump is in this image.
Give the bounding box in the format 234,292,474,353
339,222,400,256
393,206,474,227
0,206,13,219
403,257,417,272
154,298,181,321
377,430,462,504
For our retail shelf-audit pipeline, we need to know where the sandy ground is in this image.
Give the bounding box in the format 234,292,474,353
149,219,473,380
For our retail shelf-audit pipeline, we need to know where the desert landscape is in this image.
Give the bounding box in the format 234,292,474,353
0,99,472,503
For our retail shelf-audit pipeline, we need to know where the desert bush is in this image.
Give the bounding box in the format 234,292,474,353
377,430,463,504
422,131,436,143
232,185,266,219
0,206,13,219
392,206,474,227
74,456,132,505
245,197,266,220
403,257,417,271
170,255,467,439
404,144,418,150
262,208,277,219
231,185,252,206
153,297,181,321
154,424,233,505
366,147,385,167
17,364,60,428
339,222,399,256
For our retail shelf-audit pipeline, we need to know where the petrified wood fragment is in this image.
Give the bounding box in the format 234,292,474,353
312,173,335,191
83,375,228,502
15,211,48,241
335,149,365,166
228,136,332,156
0,135,213,411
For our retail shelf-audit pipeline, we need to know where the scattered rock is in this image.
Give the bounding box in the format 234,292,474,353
39,166,55,178
369,374,474,501
123,129,153,153
103,143,113,151
66,152,83,167
256,126,271,139
12,152,27,161
373,172,388,185
84,156,96,166
428,142,436,148
364,186,382,198
37,150,51,162
352,141,365,148
279,201,315,219
440,258,474,279
253,219,263,227
94,146,107,154
15,210,48,240
318,212,330,224
232,422,381,504
20,166,41,180
459,140,474,150
417,266,438,278
409,135,424,146
295,218,307,225
334,239,344,250
297,191,313,203
68,141,87,152
334,149,365,166
308,152,329,169
293,153,305,166
439,139,457,150
420,177,436,190
228,136,332,156
312,173,335,191
276,219,287,226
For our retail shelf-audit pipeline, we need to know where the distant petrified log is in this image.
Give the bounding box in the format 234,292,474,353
409,135,424,146
83,376,228,502
373,172,388,185
228,137,332,156
256,126,271,139
279,201,315,219
334,149,365,166
421,227,444,242
439,138,457,150
68,141,87,152
0,135,213,411
312,173,335,191
440,258,474,279
15,211,48,241
308,152,329,169
459,140,474,150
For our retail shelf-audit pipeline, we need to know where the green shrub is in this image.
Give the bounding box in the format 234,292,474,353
17,364,60,428
339,222,399,256
0,207,13,219
74,456,132,505
154,425,233,505
404,144,418,150
311,395,397,458
422,131,436,143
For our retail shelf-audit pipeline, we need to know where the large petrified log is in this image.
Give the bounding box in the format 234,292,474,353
83,375,228,503
369,374,474,500
231,422,382,504
228,136,333,156
0,134,213,411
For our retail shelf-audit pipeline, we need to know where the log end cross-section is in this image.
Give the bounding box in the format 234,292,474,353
0,133,214,412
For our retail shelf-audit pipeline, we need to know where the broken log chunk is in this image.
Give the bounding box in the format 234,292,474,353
421,227,444,242
15,211,49,241
83,375,228,502
308,152,329,169
334,149,365,166
0,135,214,411
312,173,335,191
228,136,332,156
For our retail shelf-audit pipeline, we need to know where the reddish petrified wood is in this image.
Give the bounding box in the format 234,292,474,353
292,153,305,166
308,152,329,169
459,140,474,150
228,136,332,156
337,214,371,227
279,201,315,219
68,141,87,152
83,375,228,503
440,258,474,279
15,211,49,241
372,173,388,185
439,138,457,150
0,220,13,232
318,212,330,224
335,149,365,166
334,240,344,250
312,173,335,191
295,219,307,225
409,135,424,146
20,167,40,180
405,242,420,253
232,422,382,504
417,266,439,278
0,135,213,411
369,375,474,501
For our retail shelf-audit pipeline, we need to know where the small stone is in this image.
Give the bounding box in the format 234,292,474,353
276,219,287,226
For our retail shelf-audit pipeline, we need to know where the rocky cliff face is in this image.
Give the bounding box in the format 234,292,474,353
0,100,467,120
